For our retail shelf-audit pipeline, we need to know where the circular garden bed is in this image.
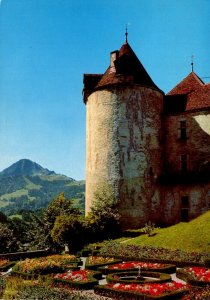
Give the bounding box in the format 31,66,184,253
106,270,171,284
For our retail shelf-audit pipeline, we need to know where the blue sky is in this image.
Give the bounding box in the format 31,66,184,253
0,0,209,180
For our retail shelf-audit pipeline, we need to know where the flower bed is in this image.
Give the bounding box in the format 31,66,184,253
177,267,210,287
99,261,176,274
0,259,16,272
94,281,189,299
53,269,102,290
99,242,209,264
85,256,122,270
106,271,171,284
12,254,81,276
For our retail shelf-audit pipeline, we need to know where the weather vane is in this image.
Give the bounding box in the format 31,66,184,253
191,54,195,72
125,23,131,43
125,24,128,43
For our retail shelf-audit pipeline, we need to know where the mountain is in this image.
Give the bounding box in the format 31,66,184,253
0,159,56,177
0,159,85,215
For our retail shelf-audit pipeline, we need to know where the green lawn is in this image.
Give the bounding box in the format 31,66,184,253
124,211,210,253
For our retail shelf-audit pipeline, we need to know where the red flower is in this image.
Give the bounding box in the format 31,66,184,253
108,281,189,296
185,267,210,282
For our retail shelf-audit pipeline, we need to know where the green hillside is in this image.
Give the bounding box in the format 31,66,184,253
0,175,85,215
124,211,210,253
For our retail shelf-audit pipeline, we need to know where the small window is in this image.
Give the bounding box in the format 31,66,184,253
181,196,189,208
180,154,187,172
179,120,187,140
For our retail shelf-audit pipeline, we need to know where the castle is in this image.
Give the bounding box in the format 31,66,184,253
83,37,210,229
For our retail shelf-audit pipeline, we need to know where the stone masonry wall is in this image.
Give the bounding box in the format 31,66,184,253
162,110,210,224
85,85,163,228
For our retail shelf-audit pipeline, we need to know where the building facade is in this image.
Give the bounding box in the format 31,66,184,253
83,40,210,229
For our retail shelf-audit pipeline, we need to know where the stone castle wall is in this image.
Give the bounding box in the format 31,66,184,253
161,110,210,224
86,85,163,228
164,110,210,173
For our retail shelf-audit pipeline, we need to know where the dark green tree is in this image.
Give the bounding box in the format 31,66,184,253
85,184,121,241
42,192,81,252
51,214,84,252
0,223,19,253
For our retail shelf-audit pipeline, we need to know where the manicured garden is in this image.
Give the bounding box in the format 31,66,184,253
0,252,210,299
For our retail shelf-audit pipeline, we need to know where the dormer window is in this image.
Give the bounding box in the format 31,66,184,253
179,120,187,140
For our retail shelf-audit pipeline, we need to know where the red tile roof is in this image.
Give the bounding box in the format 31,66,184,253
167,72,210,112
96,42,161,92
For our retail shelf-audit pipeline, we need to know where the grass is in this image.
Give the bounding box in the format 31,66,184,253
123,211,210,253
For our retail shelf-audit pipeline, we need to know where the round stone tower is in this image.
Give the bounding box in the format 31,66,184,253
83,40,164,228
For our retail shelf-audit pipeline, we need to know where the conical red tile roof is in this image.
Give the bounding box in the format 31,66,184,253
166,72,210,112
95,42,162,92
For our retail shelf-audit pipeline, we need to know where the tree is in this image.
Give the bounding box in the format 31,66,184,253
86,184,121,241
42,192,81,252
0,223,19,253
43,192,79,230
51,214,84,252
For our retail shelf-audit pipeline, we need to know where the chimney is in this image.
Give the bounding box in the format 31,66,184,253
110,50,119,67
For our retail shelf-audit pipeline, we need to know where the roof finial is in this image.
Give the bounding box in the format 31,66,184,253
191,54,195,72
125,24,128,43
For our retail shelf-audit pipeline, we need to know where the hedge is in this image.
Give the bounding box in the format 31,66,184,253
94,284,189,300
53,270,102,290
0,261,16,271
176,268,210,287
106,271,171,284
98,263,176,275
85,258,122,271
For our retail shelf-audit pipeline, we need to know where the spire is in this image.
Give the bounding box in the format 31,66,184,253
125,24,128,43
191,54,194,72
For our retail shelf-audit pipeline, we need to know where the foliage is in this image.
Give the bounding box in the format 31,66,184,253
85,184,121,242
99,241,210,263
182,286,210,300
44,192,80,230
51,214,84,252
141,221,157,237
2,276,96,300
0,174,85,216
0,211,7,222
0,222,19,253
0,259,9,268
13,254,78,274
